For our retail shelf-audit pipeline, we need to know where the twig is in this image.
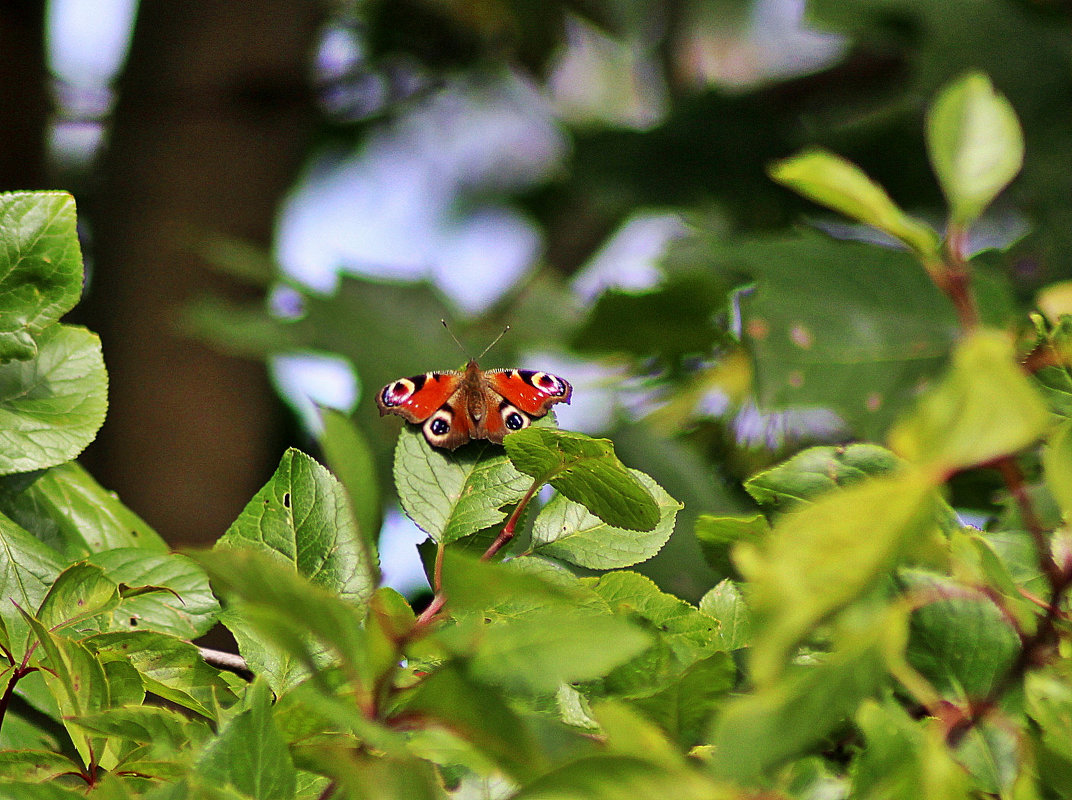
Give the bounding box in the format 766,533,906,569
198,646,250,674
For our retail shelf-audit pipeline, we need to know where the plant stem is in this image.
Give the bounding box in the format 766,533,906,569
482,478,542,562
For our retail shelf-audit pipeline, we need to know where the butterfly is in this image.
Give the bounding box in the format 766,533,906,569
376,359,572,450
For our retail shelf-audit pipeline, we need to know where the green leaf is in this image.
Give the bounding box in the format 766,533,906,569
0,462,168,558
889,330,1050,473
571,273,734,364
509,755,724,800
0,513,64,650
465,606,653,695
585,571,724,696
709,614,896,782
698,580,753,651
0,750,85,782
394,420,534,544
506,428,659,532
87,549,220,639
901,570,1020,698
0,781,89,799
851,700,972,800
0,325,107,474
21,611,110,768
627,653,736,747
769,148,940,258
193,547,369,694
35,562,119,634
927,72,1023,227
1045,419,1072,521
69,705,209,757
217,448,374,605
694,513,769,577
0,192,84,362
439,551,596,616
87,630,238,720
529,470,680,569
403,665,546,781
196,680,297,800
317,408,381,573
743,443,903,512
736,471,940,684
721,233,959,440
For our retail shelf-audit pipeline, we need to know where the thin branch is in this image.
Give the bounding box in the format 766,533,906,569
198,647,250,674
482,477,542,562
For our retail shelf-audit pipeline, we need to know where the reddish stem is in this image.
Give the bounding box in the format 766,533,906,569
482,478,542,562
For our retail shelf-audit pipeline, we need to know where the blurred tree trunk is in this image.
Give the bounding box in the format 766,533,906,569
81,4,326,546
0,0,48,189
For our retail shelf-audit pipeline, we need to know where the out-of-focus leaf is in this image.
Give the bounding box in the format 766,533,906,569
736,471,939,684
705,233,959,440
770,148,939,258
694,513,769,577
927,72,1023,227
318,408,381,575
889,330,1049,474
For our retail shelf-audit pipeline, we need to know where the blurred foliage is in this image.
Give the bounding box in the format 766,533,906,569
189,0,1072,599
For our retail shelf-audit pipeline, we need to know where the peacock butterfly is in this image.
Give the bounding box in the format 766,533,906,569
376,356,571,451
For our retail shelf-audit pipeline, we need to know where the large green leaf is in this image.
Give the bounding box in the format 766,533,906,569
736,471,940,684
889,330,1050,473
393,421,532,544
87,549,220,639
694,514,769,577
216,448,374,605
194,547,370,695
770,148,939,259
509,755,726,800
0,462,167,558
35,562,119,634
706,233,958,440
0,192,84,362
0,325,107,474
927,72,1024,227
529,470,679,569
627,654,736,747
505,428,659,532
698,580,752,651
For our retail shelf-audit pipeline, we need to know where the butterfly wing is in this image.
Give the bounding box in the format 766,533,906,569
479,369,572,444
376,370,475,450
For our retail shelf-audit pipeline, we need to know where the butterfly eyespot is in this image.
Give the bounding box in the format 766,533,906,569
430,418,450,436
381,379,415,407
506,412,526,430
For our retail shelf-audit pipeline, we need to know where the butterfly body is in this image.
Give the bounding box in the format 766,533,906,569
377,360,572,450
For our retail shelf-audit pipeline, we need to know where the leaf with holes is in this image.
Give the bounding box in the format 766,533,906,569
216,448,374,605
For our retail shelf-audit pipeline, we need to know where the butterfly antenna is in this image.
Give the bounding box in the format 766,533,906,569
441,319,470,358
477,325,511,360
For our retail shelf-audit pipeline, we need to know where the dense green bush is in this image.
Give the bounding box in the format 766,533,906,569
1,71,1071,799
